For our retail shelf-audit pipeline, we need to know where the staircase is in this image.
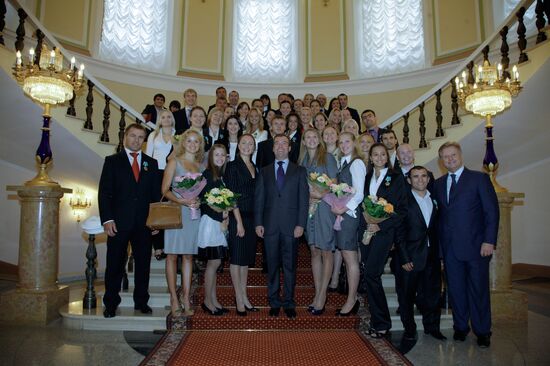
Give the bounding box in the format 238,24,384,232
0,0,548,334
61,240,452,332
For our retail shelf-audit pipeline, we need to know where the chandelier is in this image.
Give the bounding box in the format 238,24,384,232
455,60,522,192
69,188,92,222
13,44,85,186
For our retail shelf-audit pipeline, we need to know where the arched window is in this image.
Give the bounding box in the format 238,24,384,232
354,0,425,78
232,0,298,83
98,0,171,72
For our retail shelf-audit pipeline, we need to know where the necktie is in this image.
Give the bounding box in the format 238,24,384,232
448,173,456,203
131,152,140,182
276,161,285,191
341,159,349,171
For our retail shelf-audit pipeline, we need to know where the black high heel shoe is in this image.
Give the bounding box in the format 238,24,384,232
217,306,230,314
234,301,247,316
310,306,325,316
244,305,259,312
201,303,223,316
335,300,360,317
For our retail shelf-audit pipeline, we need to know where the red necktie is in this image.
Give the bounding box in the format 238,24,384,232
131,152,140,182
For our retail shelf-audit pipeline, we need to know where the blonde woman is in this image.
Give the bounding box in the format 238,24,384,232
145,110,175,260
162,129,205,316
299,129,338,315
328,108,343,131
245,107,268,163
342,119,360,137
355,132,375,167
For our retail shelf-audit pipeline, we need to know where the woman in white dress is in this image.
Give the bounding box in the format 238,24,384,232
197,144,229,316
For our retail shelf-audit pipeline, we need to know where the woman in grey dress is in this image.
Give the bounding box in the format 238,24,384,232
162,129,205,317
299,129,338,315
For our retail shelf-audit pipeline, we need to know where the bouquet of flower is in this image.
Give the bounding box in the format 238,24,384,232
361,195,394,245
307,172,333,218
204,187,240,233
322,182,356,231
173,172,207,220
204,187,240,213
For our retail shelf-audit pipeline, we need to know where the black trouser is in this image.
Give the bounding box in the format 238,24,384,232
397,251,442,334
103,226,152,310
265,232,298,309
361,230,394,331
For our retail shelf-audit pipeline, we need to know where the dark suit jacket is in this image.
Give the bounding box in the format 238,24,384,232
360,169,408,239
396,191,438,271
173,108,190,135
433,168,499,261
98,151,161,231
256,139,274,169
224,156,257,215
141,104,164,124
254,161,309,237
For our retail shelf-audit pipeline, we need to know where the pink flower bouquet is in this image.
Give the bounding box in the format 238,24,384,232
322,182,356,231
307,172,333,218
173,172,207,220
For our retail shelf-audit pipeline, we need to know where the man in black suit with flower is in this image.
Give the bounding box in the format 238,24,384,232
98,124,161,318
255,134,309,319
396,166,446,341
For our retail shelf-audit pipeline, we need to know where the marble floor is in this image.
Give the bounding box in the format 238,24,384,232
0,279,549,366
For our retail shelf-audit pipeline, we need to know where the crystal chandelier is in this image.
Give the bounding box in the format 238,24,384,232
455,60,522,192
69,188,92,222
13,44,85,186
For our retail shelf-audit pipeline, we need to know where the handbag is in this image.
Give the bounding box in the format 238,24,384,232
146,196,182,230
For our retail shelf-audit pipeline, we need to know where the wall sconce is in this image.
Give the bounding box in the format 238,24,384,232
69,188,91,222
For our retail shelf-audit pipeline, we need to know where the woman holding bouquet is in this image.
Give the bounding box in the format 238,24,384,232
197,144,230,316
362,143,407,338
332,132,366,316
162,129,205,316
299,129,338,315
224,134,258,315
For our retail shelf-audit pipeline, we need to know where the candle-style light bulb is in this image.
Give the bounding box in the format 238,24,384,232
70,57,76,70
28,47,34,63
77,64,85,79
49,50,55,65
497,63,502,80
16,51,22,66
455,76,459,87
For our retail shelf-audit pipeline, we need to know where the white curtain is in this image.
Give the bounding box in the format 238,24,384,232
355,0,425,78
232,0,298,83
98,0,170,72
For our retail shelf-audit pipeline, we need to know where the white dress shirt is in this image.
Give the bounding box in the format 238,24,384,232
229,142,238,162
125,147,141,167
369,167,389,197
411,189,434,246
340,155,366,217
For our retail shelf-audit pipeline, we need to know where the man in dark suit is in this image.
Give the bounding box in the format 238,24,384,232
361,109,381,142
256,116,299,168
207,86,227,113
397,144,435,192
433,141,499,348
338,93,360,131
381,129,400,170
173,88,198,134
98,124,161,318
141,93,166,129
396,166,446,341
255,134,309,319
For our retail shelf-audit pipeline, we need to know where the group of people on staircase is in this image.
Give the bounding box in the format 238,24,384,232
98,88,498,348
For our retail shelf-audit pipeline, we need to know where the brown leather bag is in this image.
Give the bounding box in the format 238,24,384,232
146,196,182,230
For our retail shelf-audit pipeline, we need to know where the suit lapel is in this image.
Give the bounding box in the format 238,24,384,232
410,193,427,229
375,170,391,198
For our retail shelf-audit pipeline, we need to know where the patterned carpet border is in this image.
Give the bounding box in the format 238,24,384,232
141,329,413,366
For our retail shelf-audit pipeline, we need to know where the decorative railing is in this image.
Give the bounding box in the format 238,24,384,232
380,0,548,150
1,0,152,154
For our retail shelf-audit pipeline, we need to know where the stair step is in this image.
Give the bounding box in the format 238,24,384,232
98,286,171,307
184,307,360,330
60,300,169,331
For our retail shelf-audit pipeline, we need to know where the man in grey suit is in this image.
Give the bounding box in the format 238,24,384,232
255,134,309,318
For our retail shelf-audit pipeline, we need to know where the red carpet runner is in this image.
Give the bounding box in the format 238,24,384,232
140,242,412,365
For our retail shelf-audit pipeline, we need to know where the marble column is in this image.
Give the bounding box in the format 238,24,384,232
490,191,528,321
0,184,71,325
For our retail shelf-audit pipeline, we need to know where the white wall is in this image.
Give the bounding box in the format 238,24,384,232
0,159,107,281
500,158,550,266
